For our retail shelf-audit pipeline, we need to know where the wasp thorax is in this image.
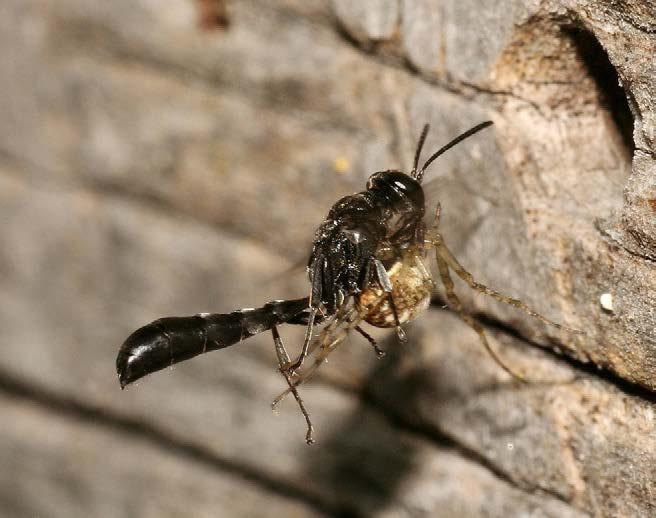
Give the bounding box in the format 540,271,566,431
356,256,433,328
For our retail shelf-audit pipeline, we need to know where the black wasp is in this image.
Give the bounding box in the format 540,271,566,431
117,121,578,444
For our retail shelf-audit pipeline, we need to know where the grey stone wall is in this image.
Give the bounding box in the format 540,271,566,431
0,0,654,516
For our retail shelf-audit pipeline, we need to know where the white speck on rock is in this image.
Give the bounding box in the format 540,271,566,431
600,293,614,312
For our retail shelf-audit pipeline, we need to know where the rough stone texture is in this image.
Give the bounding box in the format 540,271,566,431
0,395,326,518
0,0,654,516
370,311,656,515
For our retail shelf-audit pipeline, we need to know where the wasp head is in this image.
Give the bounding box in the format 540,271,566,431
366,170,425,216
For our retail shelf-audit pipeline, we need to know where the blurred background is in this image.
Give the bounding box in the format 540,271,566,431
1,1,655,517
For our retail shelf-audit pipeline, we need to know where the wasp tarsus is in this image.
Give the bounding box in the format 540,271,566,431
117,120,580,444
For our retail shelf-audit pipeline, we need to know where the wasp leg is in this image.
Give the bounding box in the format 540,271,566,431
285,306,319,374
271,325,314,444
272,357,323,410
273,304,360,408
434,250,527,382
271,345,334,410
355,325,385,358
374,258,407,342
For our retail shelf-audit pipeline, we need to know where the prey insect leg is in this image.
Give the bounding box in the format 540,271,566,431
355,325,386,358
374,258,407,342
429,204,581,334
434,251,527,381
435,237,581,333
271,325,314,444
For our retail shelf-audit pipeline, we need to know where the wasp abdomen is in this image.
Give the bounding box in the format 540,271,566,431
116,298,312,387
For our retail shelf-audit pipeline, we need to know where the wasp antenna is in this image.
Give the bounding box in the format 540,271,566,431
416,121,493,183
411,124,430,179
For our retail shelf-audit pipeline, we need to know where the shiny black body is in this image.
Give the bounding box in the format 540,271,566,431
307,171,425,313
116,298,314,387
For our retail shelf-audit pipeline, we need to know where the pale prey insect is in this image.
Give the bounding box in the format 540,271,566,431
116,121,579,444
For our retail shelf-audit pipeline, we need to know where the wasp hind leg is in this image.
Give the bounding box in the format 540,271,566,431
271,325,314,444
272,303,360,415
283,306,319,376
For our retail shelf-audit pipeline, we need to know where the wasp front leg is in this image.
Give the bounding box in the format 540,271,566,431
373,258,407,342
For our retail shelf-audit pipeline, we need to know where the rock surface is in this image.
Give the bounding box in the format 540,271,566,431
0,0,654,516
